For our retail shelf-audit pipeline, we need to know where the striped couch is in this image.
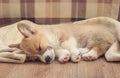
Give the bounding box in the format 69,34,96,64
0,0,120,26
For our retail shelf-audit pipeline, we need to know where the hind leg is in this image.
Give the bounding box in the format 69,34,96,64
82,47,105,61
105,41,120,61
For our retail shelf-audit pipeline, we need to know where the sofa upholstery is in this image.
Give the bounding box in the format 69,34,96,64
0,0,119,26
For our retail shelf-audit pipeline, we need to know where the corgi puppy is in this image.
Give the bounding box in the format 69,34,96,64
17,17,120,63
0,20,55,63
0,17,120,64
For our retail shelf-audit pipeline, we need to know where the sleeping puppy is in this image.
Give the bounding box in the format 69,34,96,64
15,17,120,63
0,17,120,64
0,20,55,64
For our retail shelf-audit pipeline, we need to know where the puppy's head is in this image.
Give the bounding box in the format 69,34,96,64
17,23,55,63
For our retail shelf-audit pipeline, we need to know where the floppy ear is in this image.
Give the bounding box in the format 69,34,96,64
17,23,37,38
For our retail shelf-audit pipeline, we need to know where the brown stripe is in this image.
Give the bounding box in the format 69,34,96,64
2,0,10,18
118,6,120,21
37,18,74,24
98,0,104,3
0,18,21,26
10,18,21,23
104,0,113,3
0,19,4,26
52,0,60,2
0,18,86,26
51,18,60,24
26,0,35,18
71,0,77,21
79,0,86,2
60,18,71,23
46,0,51,2
78,0,86,18
2,0,9,3
98,0,113,3
35,18,46,24
46,0,60,2
45,18,51,24
20,0,26,18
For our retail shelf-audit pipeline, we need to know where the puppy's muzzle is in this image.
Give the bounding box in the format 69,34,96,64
44,46,54,64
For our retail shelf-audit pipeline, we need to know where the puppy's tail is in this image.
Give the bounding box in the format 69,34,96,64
74,17,120,41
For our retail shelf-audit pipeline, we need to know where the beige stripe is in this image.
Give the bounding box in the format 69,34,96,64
97,3,104,16
60,2,72,18
45,1,53,24
2,3,10,18
9,0,21,18
51,2,60,23
45,2,52,18
103,3,112,17
0,1,3,18
60,2,71,23
35,2,46,18
114,0,120,3
111,0,120,19
86,0,98,18
51,3,60,18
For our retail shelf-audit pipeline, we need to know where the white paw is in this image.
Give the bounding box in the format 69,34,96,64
58,50,70,63
71,49,81,63
82,50,98,61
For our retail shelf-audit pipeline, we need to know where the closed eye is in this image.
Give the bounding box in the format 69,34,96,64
36,46,41,51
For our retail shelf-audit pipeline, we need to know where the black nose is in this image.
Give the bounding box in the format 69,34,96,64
45,56,52,64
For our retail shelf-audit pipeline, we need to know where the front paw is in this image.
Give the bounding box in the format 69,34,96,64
58,50,70,63
71,49,81,63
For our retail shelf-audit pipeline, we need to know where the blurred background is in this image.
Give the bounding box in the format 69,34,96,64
0,0,119,26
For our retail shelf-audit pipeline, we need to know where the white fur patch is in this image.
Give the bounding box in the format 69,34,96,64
55,49,70,63
37,48,55,63
70,49,81,62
